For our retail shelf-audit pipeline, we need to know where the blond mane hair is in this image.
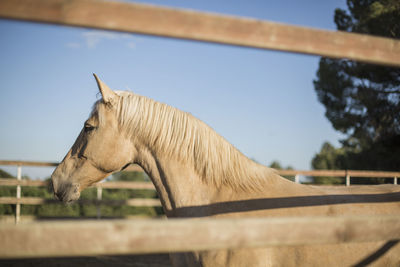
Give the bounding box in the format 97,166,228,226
95,91,275,191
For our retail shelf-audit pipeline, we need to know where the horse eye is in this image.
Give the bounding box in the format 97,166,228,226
84,124,95,132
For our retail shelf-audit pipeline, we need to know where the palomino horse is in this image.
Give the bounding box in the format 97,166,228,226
51,75,400,266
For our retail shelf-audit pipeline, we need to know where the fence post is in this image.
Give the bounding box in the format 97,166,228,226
97,185,102,219
15,165,22,224
395,177,398,185
294,174,300,184
346,173,350,187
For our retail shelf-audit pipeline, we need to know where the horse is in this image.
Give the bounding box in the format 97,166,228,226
51,74,400,266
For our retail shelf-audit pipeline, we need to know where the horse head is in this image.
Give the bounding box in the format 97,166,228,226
51,74,136,203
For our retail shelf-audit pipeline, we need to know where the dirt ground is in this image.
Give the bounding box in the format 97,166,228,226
0,254,172,267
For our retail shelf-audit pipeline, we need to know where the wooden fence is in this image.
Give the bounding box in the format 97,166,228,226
0,0,399,67
0,0,400,259
0,160,161,223
1,215,400,258
1,160,399,224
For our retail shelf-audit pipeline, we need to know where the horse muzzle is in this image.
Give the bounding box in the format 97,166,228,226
51,179,81,204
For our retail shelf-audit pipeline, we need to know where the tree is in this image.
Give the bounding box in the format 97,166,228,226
311,142,346,184
269,161,283,170
269,161,295,182
312,140,398,184
313,0,400,174
0,169,14,178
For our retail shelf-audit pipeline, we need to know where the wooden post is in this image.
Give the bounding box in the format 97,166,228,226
294,174,300,184
96,185,102,219
395,177,398,185
15,165,21,224
346,174,350,187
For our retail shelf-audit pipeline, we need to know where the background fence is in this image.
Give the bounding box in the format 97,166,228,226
1,160,399,224
0,0,399,260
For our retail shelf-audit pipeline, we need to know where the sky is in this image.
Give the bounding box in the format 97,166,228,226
0,0,347,179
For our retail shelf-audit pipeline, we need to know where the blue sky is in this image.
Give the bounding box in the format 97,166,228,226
0,0,347,179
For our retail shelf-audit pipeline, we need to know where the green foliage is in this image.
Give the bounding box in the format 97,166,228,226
106,171,160,216
313,0,400,179
334,0,400,38
36,204,81,217
269,160,294,170
312,141,396,184
0,169,14,178
269,161,282,170
269,161,295,182
0,169,16,215
111,170,149,182
0,183,14,215
311,142,345,184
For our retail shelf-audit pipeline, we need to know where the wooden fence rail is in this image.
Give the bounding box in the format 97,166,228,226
1,1,399,260
1,160,399,182
1,160,398,223
1,215,400,258
0,160,161,223
0,178,155,189
0,196,161,207
0,160,142,171
0,0,399,67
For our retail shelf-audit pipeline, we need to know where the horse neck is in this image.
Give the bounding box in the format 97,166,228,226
134,142,301,217
135,144,216,217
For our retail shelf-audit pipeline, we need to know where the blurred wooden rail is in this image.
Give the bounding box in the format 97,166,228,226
0,196,161,207
1,160,399,181
0,160,142,172
0,178,155,189
0,160,162,223
1,160,398,223
0,0,399,67
1,215,400,258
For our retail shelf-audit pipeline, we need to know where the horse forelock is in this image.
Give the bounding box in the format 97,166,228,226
93,90,274,191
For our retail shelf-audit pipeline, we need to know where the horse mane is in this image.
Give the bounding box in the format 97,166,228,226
96,90,276,191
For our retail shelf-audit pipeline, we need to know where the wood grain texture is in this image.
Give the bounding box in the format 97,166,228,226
0,0,399,66
1,215,399,258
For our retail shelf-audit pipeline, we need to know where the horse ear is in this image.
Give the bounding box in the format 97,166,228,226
93,74,117,105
